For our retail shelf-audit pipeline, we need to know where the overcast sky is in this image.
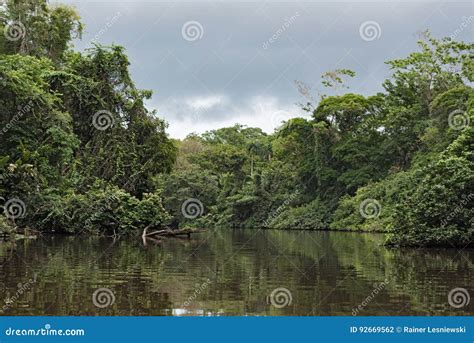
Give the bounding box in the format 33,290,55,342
58,0,473,139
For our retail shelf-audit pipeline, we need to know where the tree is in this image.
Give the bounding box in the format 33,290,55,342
0,0,83,62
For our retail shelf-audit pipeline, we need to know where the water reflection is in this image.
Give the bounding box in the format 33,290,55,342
0,230,472,315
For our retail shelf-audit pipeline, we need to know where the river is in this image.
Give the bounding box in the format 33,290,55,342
0,229,472,315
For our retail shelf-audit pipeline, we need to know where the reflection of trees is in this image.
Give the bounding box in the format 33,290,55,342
0,240,17,266
1,232,472,315
278,231,474,315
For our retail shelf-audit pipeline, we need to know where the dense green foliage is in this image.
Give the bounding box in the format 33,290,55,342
0,0,175,236
158,35,473,247
0,1,472,247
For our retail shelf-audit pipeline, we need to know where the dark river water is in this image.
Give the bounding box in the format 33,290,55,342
0,229,472,316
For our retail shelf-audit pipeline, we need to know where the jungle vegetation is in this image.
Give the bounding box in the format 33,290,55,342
0,0,472,247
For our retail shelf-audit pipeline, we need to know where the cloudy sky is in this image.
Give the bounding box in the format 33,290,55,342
59,0,473,139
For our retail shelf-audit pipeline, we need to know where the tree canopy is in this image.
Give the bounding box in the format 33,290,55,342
0,1,472,247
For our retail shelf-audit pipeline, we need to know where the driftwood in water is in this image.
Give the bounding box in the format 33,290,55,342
141,227,206,246
146,228,206,238
141,227,162,247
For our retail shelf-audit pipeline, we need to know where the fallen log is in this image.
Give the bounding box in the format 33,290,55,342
145,228,207,238
145,235,162,245
142,227,149,246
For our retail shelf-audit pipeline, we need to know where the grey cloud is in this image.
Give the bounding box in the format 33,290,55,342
59,0,473,137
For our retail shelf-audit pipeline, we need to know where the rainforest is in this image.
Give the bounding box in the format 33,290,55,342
0,0,473,317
